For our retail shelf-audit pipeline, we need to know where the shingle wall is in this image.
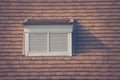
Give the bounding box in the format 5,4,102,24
0,0,120,80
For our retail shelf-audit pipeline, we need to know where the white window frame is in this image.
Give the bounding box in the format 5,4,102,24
24,25,73,56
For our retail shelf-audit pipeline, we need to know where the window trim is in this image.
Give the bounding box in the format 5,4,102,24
24,25,73,56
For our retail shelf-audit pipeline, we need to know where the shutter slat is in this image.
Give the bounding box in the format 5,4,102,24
29,33,47,52
50,33,68,52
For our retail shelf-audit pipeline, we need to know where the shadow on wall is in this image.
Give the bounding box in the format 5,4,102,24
73,21,111,55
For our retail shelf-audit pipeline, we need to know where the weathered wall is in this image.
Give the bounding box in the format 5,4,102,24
0,0,120,79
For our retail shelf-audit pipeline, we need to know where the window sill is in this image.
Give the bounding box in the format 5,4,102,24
25,52,72,56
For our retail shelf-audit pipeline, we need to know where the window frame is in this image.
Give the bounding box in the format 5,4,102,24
24,25,73,56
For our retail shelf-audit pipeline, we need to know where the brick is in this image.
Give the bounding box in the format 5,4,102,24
0,0,120,79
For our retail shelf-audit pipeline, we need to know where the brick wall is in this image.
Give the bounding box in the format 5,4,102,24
0,0,120,79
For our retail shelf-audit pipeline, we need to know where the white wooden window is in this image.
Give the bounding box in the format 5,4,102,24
24,25,73,56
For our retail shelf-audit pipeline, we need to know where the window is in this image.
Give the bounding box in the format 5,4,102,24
24,25,73,56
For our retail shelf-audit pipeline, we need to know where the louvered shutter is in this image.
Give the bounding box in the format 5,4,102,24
29,33,47,52
49,33,68,52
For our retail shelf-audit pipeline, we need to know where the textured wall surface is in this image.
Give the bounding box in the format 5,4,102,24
0,0,120,79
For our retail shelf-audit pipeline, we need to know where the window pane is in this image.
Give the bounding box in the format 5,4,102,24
29,33,47,52
50,33,68,52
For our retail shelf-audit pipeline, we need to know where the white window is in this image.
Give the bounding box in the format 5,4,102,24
24,25,73,56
